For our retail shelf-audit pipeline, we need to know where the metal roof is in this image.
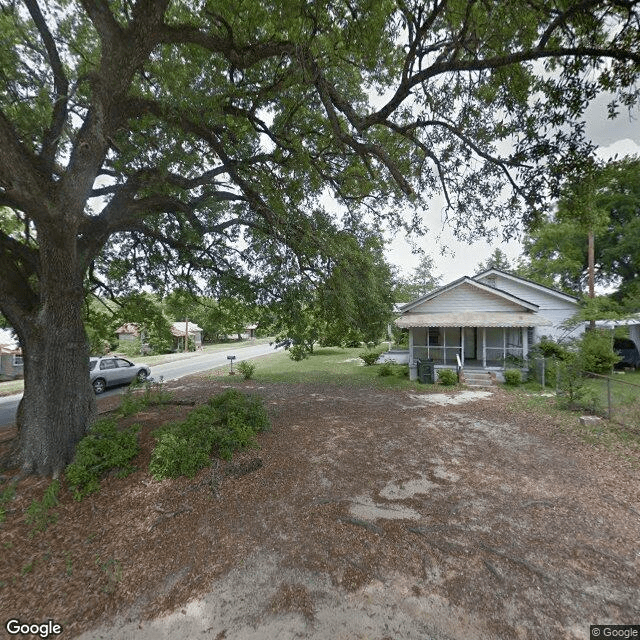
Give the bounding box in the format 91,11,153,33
395,311,551,328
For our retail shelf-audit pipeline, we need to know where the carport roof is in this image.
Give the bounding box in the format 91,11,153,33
395,311,551,328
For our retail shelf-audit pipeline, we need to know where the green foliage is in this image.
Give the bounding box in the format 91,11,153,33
377,362,393,377
0,482,16,524
25,480,60,534
519,157,640,301
530,337,570,360
556,352,603,413
503,369,522,386
437,369,458,386
116,293,174,354
273,234,394,352
65,419,140,500
149,390,270,479
288,344,310,361
579,329,620,374
564,296,626,328
360,350,382,366
393,255,443,302
474,248,514,275
236,360,256,380
118,379,173,417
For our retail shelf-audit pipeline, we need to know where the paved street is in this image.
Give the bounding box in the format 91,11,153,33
0,342,280,428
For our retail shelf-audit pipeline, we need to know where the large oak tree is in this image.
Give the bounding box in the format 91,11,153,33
1,0,639,475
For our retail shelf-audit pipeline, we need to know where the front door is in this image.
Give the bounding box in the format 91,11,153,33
463,327,477,362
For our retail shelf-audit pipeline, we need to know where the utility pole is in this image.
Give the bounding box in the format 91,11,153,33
185,318,189,352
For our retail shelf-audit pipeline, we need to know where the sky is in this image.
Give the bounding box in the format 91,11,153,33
384,93,640,284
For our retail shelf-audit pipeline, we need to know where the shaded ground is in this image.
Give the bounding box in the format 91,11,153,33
1,377,639,639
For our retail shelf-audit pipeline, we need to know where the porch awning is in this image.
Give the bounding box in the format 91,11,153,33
395,312,551,328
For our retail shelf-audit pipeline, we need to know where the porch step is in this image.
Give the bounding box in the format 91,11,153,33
462,370,494,387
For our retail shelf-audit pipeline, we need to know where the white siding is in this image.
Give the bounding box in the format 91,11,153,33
411,283,527,314
476,273,583,343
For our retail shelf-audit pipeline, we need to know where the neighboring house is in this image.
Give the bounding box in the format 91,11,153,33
171,321,203,350
241,324,258,340
223,324,258,341
116,321,203,351
0,328,22,380
396,269,583,380
115,323,140,342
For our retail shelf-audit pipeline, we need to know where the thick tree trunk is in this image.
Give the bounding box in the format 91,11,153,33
11,236,96,477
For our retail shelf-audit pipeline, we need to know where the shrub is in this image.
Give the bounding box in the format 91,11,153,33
579,329,620,374
532,337,570,360
359,351,382,366
377,362,393,376
149,390,270,479
66,418,140,500
288,344,310,361
437,368,458,386
236,360,256,380
503,369,522,386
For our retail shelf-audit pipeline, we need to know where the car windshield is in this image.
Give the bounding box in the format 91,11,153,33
89,361,97,371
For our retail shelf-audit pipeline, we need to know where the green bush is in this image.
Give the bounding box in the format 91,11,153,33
288,344,310,361
579,329,620,374
531,337,570,360
437,368,458,386
503,369,522,386
359,351,382,366
236,360,256,380
149,390,270,480
377,362,393,376
66,418,140,500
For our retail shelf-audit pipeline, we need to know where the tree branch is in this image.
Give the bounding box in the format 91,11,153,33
23,0,70,172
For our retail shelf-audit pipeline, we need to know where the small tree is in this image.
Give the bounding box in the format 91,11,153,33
579,330,620,374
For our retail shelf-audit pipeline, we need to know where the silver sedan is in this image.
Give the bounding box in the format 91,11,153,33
89,356,151,394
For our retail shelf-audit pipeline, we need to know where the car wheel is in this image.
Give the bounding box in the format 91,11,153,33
93,378,106,394
137,369,148,383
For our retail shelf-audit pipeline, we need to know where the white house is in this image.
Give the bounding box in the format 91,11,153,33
396,269,583,380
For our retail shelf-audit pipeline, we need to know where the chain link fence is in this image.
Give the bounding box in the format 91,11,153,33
529,357,640,430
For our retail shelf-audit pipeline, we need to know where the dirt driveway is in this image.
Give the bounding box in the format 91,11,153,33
2,379,639,639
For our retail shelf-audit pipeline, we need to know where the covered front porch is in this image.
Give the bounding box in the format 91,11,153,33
409,325,530,369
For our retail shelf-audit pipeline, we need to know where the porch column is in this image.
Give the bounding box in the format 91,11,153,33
443,326,447,365
482,327,486,368
409,327,417,381
523,327,528,364
460,327,464,365
503,327,506,365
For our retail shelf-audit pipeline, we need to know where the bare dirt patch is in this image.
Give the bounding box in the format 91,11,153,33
1,379,639,639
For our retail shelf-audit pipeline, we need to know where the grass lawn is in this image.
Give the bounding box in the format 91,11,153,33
582,369,640,425
214,346,434,390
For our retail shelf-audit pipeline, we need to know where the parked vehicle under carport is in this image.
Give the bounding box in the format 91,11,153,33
613,338,640,369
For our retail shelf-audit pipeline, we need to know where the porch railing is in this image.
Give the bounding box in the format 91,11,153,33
413,345,526,367
413,346,461,366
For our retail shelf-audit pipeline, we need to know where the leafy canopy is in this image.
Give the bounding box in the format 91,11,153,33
1,0,640,332
519,156,640,306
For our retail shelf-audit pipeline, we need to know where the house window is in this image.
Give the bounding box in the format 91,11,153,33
428,327,440,346
12,355,23,367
